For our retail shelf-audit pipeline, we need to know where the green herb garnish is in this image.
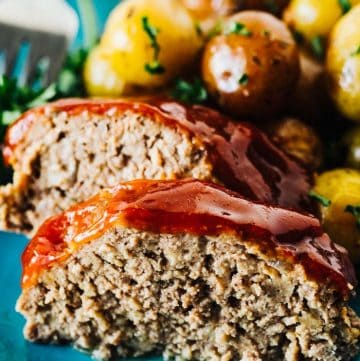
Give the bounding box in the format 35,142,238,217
144,61,165,75
345,205,360,230
338,0,351,13
351,45,360,56
171,78,208,104
226,22,252,37
239,73,249,86
311,35,325,60
194,21,203,37
207,21,223,38
142,16,165,75
309,191,332,207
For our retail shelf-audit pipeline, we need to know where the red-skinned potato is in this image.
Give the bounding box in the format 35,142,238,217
201,11,300,118
181,0,289,19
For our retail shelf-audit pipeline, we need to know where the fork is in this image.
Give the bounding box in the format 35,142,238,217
0,0,79,86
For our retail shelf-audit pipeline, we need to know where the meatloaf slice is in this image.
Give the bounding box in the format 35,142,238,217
17,179,359,361
0,97,312,236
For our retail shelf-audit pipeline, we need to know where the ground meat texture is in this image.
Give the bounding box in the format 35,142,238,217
17,227,360,361
0,106,213,235
0,98,313,236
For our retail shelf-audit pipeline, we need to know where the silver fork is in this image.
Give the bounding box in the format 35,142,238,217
0,0,78,86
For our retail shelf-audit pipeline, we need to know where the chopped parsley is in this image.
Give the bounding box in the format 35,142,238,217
351,45,360,56
310,36,325,60
239,73,249,86
345,205,360,230
207,21,223,38
171,78,208,104
142,16,165,75
144,61,165,75
338,0,351,13
194,21,203,37
308,191,332,207
226,22,252,37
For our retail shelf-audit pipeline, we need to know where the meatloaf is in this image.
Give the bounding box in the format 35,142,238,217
0,98,312,236
17,179,360,361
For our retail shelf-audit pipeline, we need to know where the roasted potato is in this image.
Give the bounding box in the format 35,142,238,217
84,46,127,97
284,0,360,47
181,0,289,20
326,5,360,122
201,11,300,118
266,117,323,170
181,0,236,20
312,169,360,262
100,0,203,88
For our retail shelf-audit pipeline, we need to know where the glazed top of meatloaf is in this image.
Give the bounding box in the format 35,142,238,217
3,97,313,211
21,179,356,299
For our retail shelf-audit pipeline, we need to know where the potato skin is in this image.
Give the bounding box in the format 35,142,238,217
181,0,236,19
201,11,300,118
284,0,360,43
84,46,126,97
313,169,360,262
100,0,203,88
266,117,323,170
181,0,289,19
326,5,360,122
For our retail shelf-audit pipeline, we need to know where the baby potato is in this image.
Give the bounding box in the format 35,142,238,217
201,11,300,118
284,0,360,45
266,117,323,170
101,0,203,88
84,46,126,97
312,169,360,262
181,0,236,20
181,0,289,20
326,5,360,122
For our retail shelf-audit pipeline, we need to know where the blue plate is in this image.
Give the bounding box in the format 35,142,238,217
1,230,360,361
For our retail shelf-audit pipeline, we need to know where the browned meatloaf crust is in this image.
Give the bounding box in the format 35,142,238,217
0,97,312,236
17,179,360,361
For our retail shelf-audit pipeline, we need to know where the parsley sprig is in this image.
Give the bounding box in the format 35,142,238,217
345,205,360,230
338,0,352,13
171,78,208,104
226,22,252,37
142,16,165,75
351,45,360,56
309,191,332,207
311,36,325,60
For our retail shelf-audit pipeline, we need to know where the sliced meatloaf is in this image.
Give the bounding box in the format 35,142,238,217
0,98,312,236
17,179,359,361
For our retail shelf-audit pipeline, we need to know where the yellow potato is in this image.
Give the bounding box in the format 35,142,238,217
84,46,126,97
312,169,360,262
326,5,360,122
101,0,203,88
284,0,360,42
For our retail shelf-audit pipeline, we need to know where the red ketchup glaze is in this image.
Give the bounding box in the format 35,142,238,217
22,179,356,299
3,97,313,211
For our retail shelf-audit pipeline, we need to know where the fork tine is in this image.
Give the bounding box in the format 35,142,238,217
4,43,20,77
0,23,23,76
